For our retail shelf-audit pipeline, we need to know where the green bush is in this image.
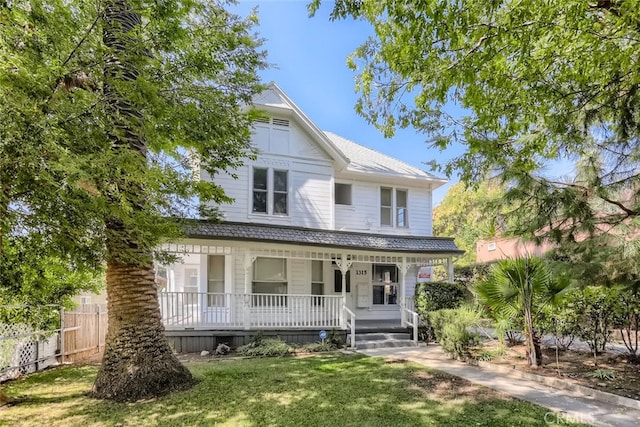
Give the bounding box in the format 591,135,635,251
237,338,292,357
428,307,480,360
415,281,472,342
414,281,472,314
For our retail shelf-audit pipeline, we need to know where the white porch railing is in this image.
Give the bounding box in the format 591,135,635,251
402,305,420,343
343,305,356,348
158,292,343,330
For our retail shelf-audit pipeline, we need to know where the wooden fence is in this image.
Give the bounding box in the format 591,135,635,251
63,304,108,363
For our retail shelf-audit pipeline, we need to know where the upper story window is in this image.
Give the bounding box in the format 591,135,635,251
396,189,408,227
335,183,352,205
252,167,288,215
380,187,408,228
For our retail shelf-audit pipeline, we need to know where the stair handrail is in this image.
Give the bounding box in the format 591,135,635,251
343,305,356,348
402,306,420,343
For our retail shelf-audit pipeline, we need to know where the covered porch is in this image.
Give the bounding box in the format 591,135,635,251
158,221,462,346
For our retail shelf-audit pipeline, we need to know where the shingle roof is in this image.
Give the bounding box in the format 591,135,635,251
324,131,446,183
184,221,463,254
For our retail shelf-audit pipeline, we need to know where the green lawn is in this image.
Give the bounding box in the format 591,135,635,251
2,354,587,426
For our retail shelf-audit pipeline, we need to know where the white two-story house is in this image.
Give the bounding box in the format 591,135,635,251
159,83,462,348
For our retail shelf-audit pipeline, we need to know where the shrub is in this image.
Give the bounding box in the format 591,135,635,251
539,301,581,351
414,281,472,314
428,307,480,360
572,286,617,357
415,281,472,342
237,338,292,357
477,345,507,361
586,369,616,381
328,329,344,347
301,341,338,353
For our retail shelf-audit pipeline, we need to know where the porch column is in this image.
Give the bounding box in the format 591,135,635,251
243,253,256,330
335,253,352,328
447,256,454,282
396,258,411,327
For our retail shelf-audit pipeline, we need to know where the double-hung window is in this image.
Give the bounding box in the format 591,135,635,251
252,167,288,215
311,260,324,306
380,187,408,228
207,255,225,307
252,257,287,306
396,189,408,227
380,187,393,226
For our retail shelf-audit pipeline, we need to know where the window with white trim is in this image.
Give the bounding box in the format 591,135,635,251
372,264,398,305
207,255,225,307
396,189,408,227
380,187,409,228
335,183,352,205
311,260,324,306
273,170,288,214
252,257,287,306
252,167,268,213
183,267,199,294
252,167,288,215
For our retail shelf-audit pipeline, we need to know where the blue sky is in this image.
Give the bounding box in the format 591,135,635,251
233,1,462,206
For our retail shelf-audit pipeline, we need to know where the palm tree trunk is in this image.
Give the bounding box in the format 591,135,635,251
524,306,541,368
91,0,194,401
93,257,194,401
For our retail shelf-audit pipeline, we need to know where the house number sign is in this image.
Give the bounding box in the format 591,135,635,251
355,270,368,275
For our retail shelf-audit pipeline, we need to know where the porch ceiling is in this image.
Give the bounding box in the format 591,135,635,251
183,220,463,255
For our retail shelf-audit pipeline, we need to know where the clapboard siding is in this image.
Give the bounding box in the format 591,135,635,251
334,182,433,235
292,169,332,228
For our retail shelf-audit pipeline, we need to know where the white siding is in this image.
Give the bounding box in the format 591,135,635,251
290,259,308,295
335,182,433,235
202,120,335,228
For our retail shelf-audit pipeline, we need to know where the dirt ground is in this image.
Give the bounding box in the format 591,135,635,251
475,341,640,400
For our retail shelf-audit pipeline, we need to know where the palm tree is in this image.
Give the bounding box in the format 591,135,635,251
473,257,567,368
91,0,194,401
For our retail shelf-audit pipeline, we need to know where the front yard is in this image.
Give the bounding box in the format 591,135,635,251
2,354,586,426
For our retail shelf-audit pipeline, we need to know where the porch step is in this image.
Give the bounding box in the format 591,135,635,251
349,332,418,350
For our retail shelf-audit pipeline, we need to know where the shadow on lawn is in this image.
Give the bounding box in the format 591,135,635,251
5,354,584,426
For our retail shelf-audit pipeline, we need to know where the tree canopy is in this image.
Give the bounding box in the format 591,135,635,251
311,0,640,247
1,0,266,401
433,181,504,265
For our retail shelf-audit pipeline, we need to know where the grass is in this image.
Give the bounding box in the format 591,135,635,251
1,354,588,426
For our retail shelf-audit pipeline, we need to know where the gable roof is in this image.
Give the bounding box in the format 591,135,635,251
185,220,463,254
324,131,447,187
253,83,349,169
253,83,447,188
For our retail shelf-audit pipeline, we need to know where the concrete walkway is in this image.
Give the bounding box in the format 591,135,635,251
358,346,640,427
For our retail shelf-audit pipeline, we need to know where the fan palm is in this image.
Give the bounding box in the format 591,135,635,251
474,257,568,368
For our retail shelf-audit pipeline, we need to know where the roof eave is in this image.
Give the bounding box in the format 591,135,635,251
260,82,350,170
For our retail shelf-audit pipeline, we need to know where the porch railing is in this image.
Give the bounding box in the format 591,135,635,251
402,304,420,343
158,292,343,330
343,305,356,348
